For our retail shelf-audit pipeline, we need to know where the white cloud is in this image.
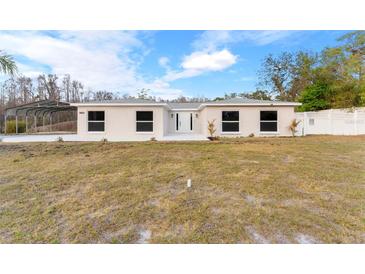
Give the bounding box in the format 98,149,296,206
158,56,170,68
162,49,237,82
192,30,235,52
163,30,295,84
160,30,295,83
16,63,45,78
182,50,237,71
239,30,296,45
192,30,297,51
0,30,291,98
0,31,183,99
145,80,183,100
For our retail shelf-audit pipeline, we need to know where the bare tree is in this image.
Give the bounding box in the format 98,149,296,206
258,51,316,101
71,80,83,102
37,74,60,100
17,76,34,103
93,90,114,101
62,74,72,102
137,88,150,99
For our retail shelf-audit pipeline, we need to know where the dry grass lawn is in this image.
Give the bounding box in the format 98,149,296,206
0,136,364,243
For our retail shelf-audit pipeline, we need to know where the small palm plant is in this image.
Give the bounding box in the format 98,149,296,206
0,50,17,75
207,119,218,140
289,119,301,137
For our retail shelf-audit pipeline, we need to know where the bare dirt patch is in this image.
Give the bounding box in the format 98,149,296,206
295,234,319,244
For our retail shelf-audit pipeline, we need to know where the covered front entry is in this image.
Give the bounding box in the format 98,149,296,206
175,112,193,132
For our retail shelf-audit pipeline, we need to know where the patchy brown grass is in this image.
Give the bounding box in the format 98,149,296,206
0,136,364,243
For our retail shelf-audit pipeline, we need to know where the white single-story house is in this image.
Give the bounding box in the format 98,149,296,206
70,98,301,141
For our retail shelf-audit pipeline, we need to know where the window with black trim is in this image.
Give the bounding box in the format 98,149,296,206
88,111,105,132
136,111,153,132
222,111,239,132
260,111,277,132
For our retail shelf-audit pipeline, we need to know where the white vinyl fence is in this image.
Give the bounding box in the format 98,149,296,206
295,108,365,136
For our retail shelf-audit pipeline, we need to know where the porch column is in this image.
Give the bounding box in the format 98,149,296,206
34,114,37,132
4,115,7,134
15,115,18,134
49,113,52,132
25,115,28,133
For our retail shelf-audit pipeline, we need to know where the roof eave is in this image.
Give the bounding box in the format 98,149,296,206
169,108,200,111
70,103,170,108
198,102,301,110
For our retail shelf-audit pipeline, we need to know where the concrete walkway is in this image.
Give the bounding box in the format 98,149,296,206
0,134,208,142
1,134,88,142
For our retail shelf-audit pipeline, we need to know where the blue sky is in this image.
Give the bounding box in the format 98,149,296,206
0,30,350,99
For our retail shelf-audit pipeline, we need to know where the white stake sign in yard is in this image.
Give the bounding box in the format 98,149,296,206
187,179,192,188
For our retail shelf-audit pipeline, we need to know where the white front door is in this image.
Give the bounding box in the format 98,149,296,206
176,112,193,132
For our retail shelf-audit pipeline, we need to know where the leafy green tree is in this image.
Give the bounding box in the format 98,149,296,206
338,31,365,106
258,31,365,108
315,31,365,108
258,51,317,101
338,31,365,82
298,83,330,111
0,50,17,75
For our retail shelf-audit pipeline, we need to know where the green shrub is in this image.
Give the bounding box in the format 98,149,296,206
6,120,26,134
298,83,330,111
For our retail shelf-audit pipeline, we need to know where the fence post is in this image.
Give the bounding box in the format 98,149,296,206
303,112,307,136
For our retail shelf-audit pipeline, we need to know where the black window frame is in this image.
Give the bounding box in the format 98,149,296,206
88,111,105,132
222,111,240,132
136,111,153,132
260,111,278,132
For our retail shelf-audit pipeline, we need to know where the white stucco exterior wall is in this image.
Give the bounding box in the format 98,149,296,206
76,106,167,141
200,106,296,137
75,104,297,140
